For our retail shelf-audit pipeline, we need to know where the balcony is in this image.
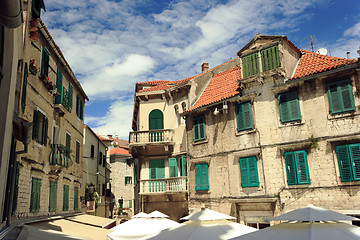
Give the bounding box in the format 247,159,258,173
54,87,70,114
49,144,73,168
140,176,187,195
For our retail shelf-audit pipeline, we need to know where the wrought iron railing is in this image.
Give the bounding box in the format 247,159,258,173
140,176,187,194
49,144,73,168
129,129,174,144
55,87,70,111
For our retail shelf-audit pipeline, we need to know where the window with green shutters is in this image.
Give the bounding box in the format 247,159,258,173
195,163,209,191
49,182,57,212
129,200,132,208
278,91,301,123
32,110,48,145
236,102,253,131
149,109,164,142
181,156,187,176
40,47,50,78
261,45,280,72
75,140,80,163
66,133,71,160
31,0,45,19
168,158,178,178
76,95,84,120
21,63,28,114
68,83,73,112
327,79,355,115
63,185,69,211
74,187,78,211
55,69,63,104
242,52,260,78
149,159,165,192
30,178,41,213
284,150,311,185
125,176,132,185
193,115,206,142
336,143,360,182
239,156,259,187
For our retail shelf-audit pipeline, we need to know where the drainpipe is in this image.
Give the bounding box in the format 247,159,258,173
96,140,99,216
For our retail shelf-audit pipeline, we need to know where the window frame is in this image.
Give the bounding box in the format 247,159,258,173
32,109,48,146
236,101,254,132
125,176,132,185
49,181,57,212
195,163,209,191
242,52,260,78
336,143,360,182
193,115,206,142
239,156,259,188
327,79,355,115
278,90,301,124
30,177,41,213
284,150,311,185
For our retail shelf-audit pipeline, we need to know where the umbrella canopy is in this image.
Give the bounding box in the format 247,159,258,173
143,220,257,240
147,210,170,218
107,218,180,240
132,212,149,218
230,221,360,240
270,204,358,222
181,208,236,221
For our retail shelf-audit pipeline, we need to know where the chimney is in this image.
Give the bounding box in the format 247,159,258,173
201,62,209,73
347,52,350,59
107,134,113,139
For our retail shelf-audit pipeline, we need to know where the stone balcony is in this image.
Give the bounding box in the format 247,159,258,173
139,176,187,195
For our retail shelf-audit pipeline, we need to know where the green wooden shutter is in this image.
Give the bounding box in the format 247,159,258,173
236,102,253,131
195,165,201,190
80,100,84,120
328,80,355,115
193,117,199,141
199,116,206,140
30,178,36,212
56,70,63,104
76,95,80,116
261,45,280,72
32,110,39,141
279,91,301,123
74,187,78,210
240,158,249,187
349,144,360,181
242,52,259,77
295,151,311,184
194,116,206,141
21,63,28,113
240,156,259,187
168,158,178,178
285,152,297,185
63,185,69,211
49,182,57,212
40,47,50,77
36,179,41,212
68,83,73,112
339,80,355,112
129,200,132,208
30,178,41,212
149,159,165,179
42,117,48,146
201,164,209,190
336,145,353,182
75,141,80,163
181,156,187,176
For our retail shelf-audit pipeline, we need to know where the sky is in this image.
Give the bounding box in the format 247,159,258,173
41,0,360,139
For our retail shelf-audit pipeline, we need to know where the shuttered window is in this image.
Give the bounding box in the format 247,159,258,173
75,140,80,163
278,91,301,123
30,178,41,213
168,158,178,178
40,47,50,78
149,159,165,179
284,150,311,185
181,156,187,176
261,45,280,72
327,79,355,115
49,182,57,212
21,63,28,113
242,52,260,77
125,176,132,185
76,95,84,120
74,187,78,211
193,115,206,142
195,163,209,190
236,102,253,131
63,185,69,211
336,144,360,182
32,110,48,145
68,83,73,112
239,156,259,187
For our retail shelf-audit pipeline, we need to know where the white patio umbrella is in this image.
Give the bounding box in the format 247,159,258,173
147,210,170,218
230,204,360,240
132,212,149,218
142,208,257,240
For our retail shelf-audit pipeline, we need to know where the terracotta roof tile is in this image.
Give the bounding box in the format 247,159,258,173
291,50,358,80
110,147,131,156
186,66,241,112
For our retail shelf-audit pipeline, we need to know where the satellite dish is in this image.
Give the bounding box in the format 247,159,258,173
316,48,328,55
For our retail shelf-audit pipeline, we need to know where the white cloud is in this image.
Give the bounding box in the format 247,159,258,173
344,22,360,38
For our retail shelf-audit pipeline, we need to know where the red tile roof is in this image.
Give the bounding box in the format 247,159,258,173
98,135,113,142
110,147,131,156
291,50,358,80
186,66,241,112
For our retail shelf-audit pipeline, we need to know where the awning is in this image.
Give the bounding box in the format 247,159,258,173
65,214,116,229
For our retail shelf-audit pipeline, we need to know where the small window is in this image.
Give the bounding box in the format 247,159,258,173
242,52,259,78
336,144,360,182
90,145,95,158
239,156,259,187
74,187,78,210
49,181,57,212
193,115,206,142
327,79,355,115
195,163,209,190
40,47,50,78
125,176,132,185
75,140,80,163
180,156,187,177
63,185,69,211
30,178,41,213
33,110,48,145
236,102,253,131
278,91,301,123
261,45,280,72
21,63,28,114
284,150,311,185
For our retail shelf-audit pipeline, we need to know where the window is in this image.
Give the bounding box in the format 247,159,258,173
103,152,106,167
66,133,71,159
90,145,95,158
284,150,311,185
336,144,360,182
0,26,4,83
125,176,132,185
168,158,178,178
68,83,73,112
239,156,259,187
63,185,69,211
55,69,63,104
278,91,301,123
49,182,57,212
181,156,187,177
33,110,48,145
193,115,206,142
76,95,84,120
31,0,45,19
30,178,41,213
261,45,280,72
99,152,103,165
40,47,50,78
75,140,80,163
327,79,355,115
242,52,259,78
74,187,78,210
21,63,28,114
128,200,132,208
236,102,253,131
195,163,209,190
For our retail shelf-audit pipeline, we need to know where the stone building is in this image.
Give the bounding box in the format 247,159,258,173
182,35,360,228
9,0,88,221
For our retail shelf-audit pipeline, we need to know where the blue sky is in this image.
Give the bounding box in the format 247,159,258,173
42,0,360,139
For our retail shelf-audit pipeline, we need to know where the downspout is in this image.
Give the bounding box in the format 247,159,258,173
96,140,99,216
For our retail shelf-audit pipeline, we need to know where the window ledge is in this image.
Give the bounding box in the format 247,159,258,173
235,128,256,137
327,111,358,120
286,183,311,189
193,139,208,146
278,119,305,128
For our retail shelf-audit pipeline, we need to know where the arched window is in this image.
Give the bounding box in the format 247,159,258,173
149,109,164,142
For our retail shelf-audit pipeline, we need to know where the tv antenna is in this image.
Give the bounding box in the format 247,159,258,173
300,35,316,52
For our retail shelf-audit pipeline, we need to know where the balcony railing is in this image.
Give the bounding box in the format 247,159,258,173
140,176,187,194
129,129,174,144
49,144,73,168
